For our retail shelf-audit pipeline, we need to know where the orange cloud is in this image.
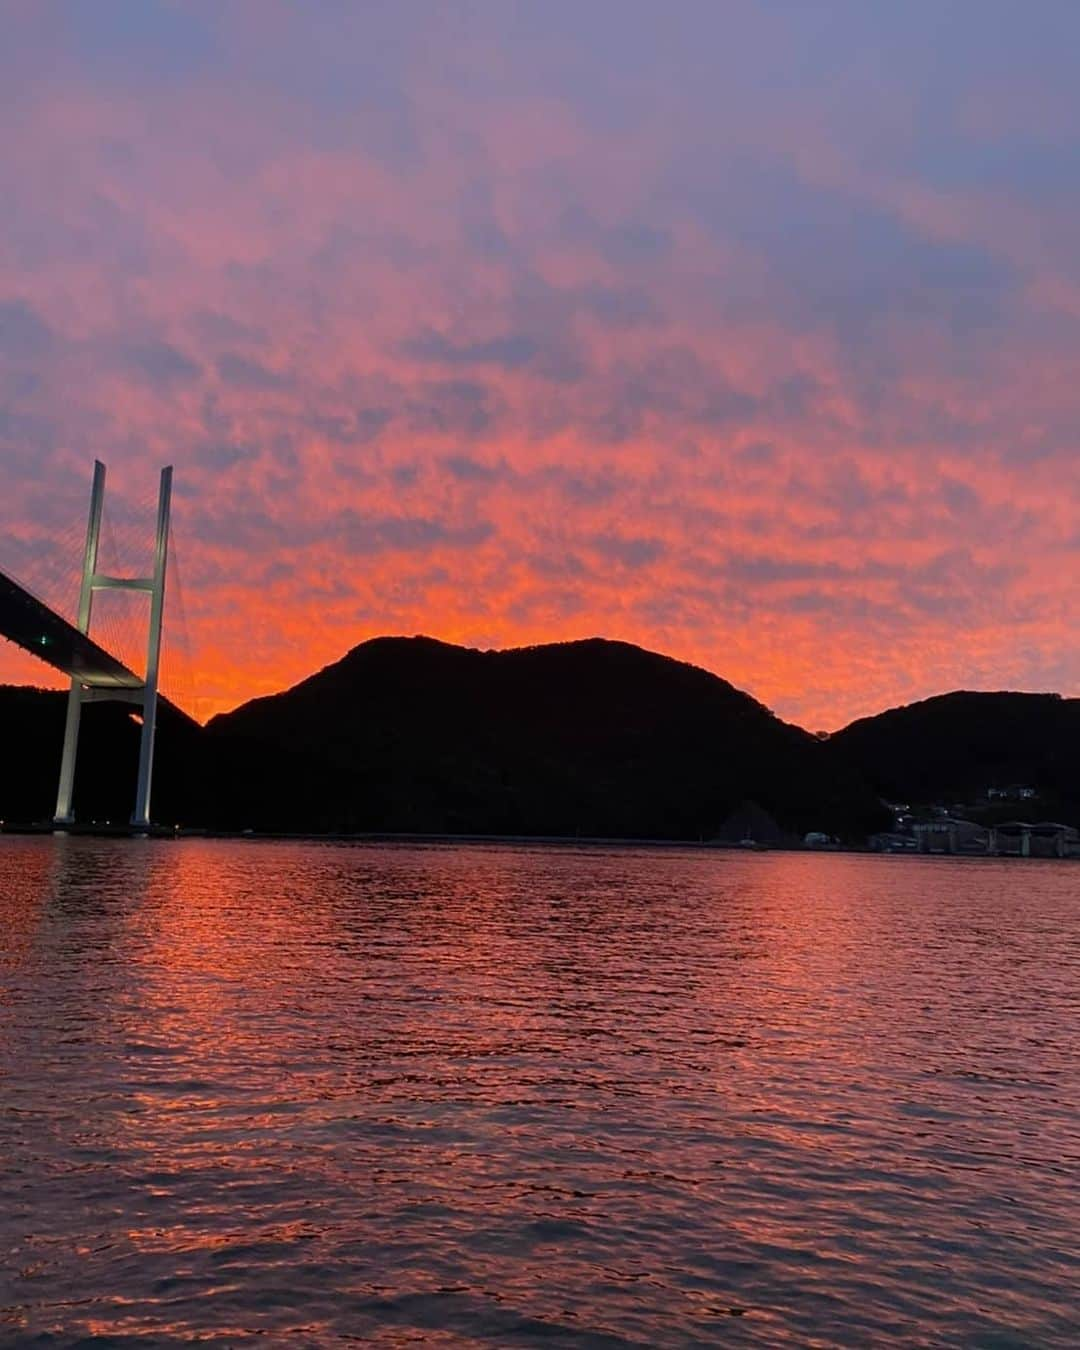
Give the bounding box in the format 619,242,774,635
0,4,1076,730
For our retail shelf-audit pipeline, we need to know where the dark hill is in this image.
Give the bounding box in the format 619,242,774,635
204,636,887,839
830,691,1080,824
0,685,203,825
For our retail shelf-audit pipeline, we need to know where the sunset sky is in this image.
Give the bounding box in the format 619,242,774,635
0,1,1077,728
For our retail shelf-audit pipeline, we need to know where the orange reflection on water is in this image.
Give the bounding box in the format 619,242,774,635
0,837,1076,1344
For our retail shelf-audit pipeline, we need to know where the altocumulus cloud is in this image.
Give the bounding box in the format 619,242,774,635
0,0,1075,725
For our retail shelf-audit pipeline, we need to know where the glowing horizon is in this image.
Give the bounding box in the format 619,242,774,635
1,2,1077,730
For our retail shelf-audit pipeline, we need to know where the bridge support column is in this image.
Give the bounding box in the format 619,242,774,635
52,460,173,830
53,461,106,826
131,466,172,829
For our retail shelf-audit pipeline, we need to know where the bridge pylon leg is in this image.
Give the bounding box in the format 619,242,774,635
131,465,172,829
53,461,106,826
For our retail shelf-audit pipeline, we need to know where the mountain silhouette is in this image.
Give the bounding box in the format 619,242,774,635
830,690,1080,824
4,642,1074,838
0,685,200,826
202,636,885,838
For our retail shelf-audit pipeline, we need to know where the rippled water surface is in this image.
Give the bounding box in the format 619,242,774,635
0,839,1077,1346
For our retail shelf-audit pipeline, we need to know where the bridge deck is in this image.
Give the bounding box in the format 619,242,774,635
0,569,143,688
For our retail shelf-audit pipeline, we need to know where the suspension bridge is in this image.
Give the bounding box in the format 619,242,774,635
0,460,190,829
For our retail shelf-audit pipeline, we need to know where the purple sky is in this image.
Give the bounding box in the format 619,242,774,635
0,1,1077,725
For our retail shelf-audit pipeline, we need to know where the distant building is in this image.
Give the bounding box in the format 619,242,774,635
990,821,1078,858
869,831,919,853
987,785,1038,801
913,818,989,854
903,818,1078,857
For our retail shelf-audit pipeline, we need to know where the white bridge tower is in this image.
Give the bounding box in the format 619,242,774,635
53,460,173,829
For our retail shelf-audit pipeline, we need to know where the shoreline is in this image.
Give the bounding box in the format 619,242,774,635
0,821,1074,859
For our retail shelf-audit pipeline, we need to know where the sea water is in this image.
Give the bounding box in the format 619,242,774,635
1,838,1076,1345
